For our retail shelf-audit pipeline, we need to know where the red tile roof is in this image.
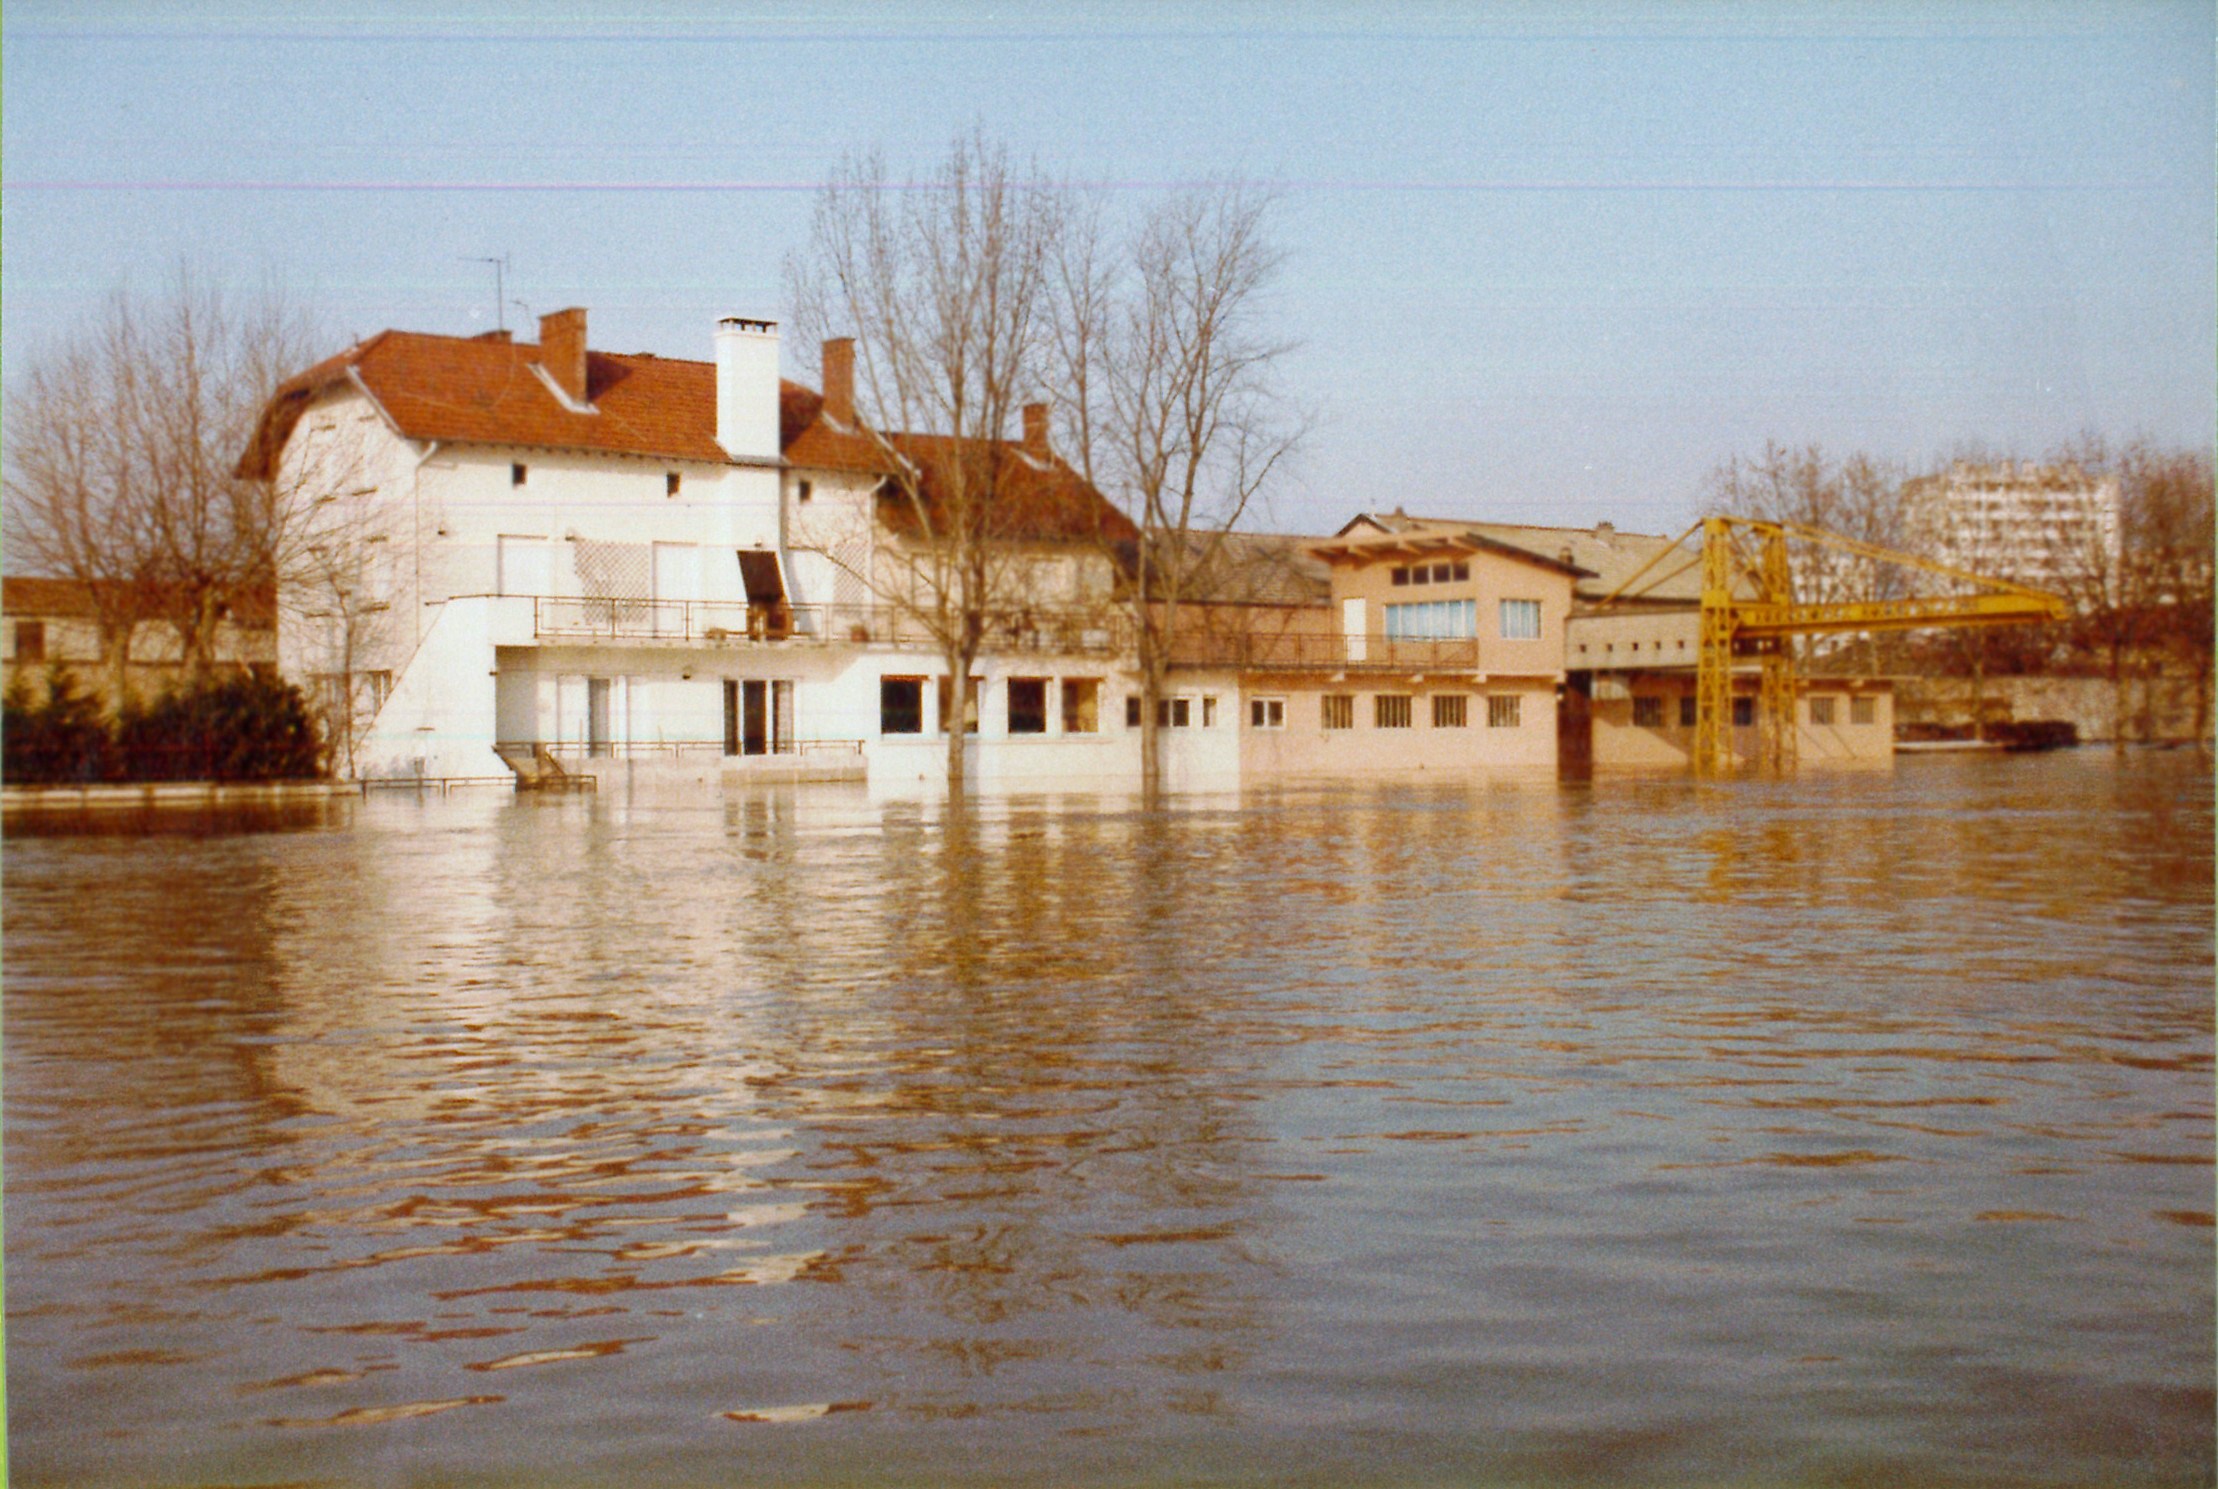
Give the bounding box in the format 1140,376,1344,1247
241,330,792,476
243,322,1135,546
3,575,275,627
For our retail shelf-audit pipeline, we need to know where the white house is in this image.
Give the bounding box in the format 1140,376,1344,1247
244,310,1239,791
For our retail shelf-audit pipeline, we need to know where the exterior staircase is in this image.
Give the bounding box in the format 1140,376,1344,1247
494,742,591,791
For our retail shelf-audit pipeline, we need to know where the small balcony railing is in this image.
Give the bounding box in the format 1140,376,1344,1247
1167,629,1485,672
530,597,1129,654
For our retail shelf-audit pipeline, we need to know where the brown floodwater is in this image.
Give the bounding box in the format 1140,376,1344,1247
4,752,2211,1487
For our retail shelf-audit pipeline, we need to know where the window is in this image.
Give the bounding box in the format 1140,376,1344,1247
1375,694,1413,728
797,479,813,503
1384,599,1478,639
880,677,924,734
936,675,982,733
1430,562,1454,583
1008,677,1049,735
1809,696,1836,727
1732,696,1755,728
1433,693,1467,728
1321,694,1354,730
1680,695,1697,728
1499,599,1542,640
1391,566,1411,586
1126,695,1142,728
1487,694,1521,728
14,620,45,663
511,462,528,487
1155,697,1192,728
1061,678,1100,733
666,471,681,497
1451,561,1470,581
1633,696,1664,728
1851,695,1876,726
1250,696,1286,729
1202,696,1218,728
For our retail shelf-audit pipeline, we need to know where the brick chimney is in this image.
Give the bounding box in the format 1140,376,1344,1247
538,308,588,404
1023,402,1049,456
821,337,855,425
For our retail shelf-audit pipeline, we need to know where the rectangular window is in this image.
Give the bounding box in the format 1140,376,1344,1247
1202,696,1218,728
1391,566,1411,586
1809,696,1836,727
1008,676,1049,735
880,677,924,735
1499,599,1542,640
1250,696,1286,729
1733,696,1755,728
1384,599,1478,640
1126,695,1142,728
666,471,681,497
1155,697,1192,728
1452,561,1470,581
1375,693,1412,728
1633,696,1664,728
1061,678,1100,733
1680,695,1697,728
797,479,813,503
1430,562,1454,584
1321,694,1354,730
14,620,45,663
1850,695,1877,726
1487,694,1521,729
1433,693,1467,728
936,675,982,734
511,462,528,487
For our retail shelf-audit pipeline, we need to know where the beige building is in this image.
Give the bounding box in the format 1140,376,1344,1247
1332,512,1894,771
2,577,276,709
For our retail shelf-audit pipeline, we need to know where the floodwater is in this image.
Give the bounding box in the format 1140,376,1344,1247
4,753,2211,1488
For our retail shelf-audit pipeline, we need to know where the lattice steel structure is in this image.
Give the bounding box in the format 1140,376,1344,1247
1605,516,2069,776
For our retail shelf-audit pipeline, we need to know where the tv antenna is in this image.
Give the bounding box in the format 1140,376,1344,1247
462,254,512,330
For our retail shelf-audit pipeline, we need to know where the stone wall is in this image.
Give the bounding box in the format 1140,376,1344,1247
1889,673,2210,744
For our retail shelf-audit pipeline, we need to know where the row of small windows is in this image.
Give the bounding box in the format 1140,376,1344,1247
1302,692,1521,730
1390,560,1470,587
1627,694,1877,729
876,681,1532,735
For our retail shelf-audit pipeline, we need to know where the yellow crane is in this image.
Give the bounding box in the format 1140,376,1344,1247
1598,516,2070,775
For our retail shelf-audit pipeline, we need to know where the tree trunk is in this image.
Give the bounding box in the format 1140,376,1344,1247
1136,629,1163,801
944,643,972,798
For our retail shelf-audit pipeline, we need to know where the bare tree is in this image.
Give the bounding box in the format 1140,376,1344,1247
6,269,326,703
788,135,1066,796
1053,184,1300,794
1702,442,1909,672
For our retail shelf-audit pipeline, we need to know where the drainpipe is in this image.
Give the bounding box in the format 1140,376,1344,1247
413,440,441,646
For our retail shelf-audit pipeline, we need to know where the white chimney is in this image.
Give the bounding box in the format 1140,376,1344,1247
715,316,780,460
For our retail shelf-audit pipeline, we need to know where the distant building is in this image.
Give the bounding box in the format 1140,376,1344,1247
1326,511,1894,771
1899,461,2120,593
2,576,275,708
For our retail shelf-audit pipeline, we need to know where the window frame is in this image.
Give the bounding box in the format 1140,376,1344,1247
1321,693,1354,731
1250,696,1286,730
1432,693,1467,728
1061,678,1100,734
1007,676,1050,735
879,676,925,735
1498,598,1542,641
1487,694,1522,729
1632,695,1664,729
1374,693,1413,729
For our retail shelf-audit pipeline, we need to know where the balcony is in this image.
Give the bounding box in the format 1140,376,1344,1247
529,597,1131,655
1167,625,1486,673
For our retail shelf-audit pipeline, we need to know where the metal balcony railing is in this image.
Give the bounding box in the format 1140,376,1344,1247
1167,630,1487,672
530,597,1129,654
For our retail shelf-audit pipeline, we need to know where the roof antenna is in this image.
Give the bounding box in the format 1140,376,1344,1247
511,298,533,327
461,254,511,330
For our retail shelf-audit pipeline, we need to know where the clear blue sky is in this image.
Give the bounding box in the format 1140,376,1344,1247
4,0,2210,537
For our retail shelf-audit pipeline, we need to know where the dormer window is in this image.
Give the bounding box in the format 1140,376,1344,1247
512,462,528,487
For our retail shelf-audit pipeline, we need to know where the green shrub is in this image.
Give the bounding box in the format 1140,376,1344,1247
3,667,117,785
116,672,326,782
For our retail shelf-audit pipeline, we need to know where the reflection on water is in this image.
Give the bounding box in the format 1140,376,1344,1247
5,753,2211,1487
